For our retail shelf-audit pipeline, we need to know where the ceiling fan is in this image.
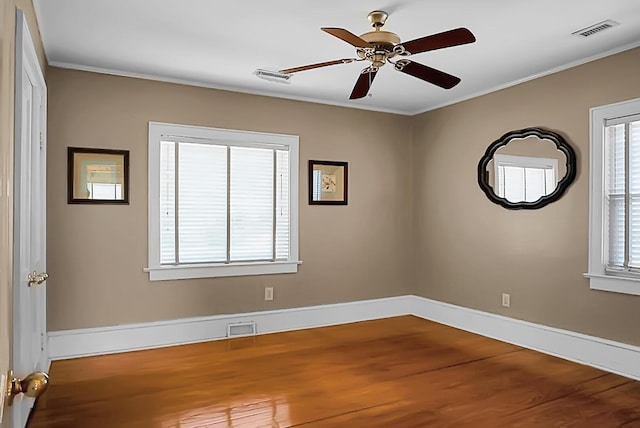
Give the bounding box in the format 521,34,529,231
280,11,476,99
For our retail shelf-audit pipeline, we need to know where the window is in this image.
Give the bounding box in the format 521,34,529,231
587,97,640,296
146,122,300,281
494,154,557,203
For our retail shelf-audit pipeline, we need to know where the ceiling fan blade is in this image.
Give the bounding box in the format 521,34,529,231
322,27,371,48
280,58,356,74
395,60,460,89
401,28,476,55
349,68,378,99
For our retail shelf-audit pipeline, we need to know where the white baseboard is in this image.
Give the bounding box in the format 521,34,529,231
408,296,640,381
47,295,412,361
48,294,640,381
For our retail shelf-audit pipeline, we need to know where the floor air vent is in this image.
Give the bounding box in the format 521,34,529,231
227,321,257,338
572,20,619,38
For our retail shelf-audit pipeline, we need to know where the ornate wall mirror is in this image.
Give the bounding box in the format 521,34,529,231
477,127,576,209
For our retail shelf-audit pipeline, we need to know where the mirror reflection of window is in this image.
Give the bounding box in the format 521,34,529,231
87,183,122,199
312,170,322,201
494,154,557,203
85,163,123,200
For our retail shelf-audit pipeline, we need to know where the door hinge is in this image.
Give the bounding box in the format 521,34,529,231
40,333,45,351
39,132,44,150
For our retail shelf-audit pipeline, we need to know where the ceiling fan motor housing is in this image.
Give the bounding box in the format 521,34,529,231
359,31,400,47
358,31,401,66
359,11,401,67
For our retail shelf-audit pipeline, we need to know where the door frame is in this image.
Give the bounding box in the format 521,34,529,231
12,9,47,428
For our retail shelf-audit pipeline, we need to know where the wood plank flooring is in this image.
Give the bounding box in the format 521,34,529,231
28,316,640,427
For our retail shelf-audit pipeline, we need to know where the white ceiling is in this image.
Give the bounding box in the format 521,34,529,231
33,0,640,115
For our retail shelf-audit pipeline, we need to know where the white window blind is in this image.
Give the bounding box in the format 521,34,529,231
159,140,289,265
494,154,557,203
605,116,640,270
147,122,300,281
275,150,290,260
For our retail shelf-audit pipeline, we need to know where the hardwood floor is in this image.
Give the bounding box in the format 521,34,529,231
28,316,640,427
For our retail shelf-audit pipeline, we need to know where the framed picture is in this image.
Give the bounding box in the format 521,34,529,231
309,160,348,205
68,147,130,204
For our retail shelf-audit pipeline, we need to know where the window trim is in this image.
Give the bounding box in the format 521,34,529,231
146,122,301,281
586,97,640,296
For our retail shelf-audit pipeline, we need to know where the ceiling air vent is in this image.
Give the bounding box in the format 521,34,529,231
254,69,292,84
572,20,620,38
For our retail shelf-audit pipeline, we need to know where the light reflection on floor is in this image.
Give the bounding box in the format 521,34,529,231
158,395,291,428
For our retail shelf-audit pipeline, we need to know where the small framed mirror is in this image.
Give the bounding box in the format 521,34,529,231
68,147,130,204
309,160,348,205
477,128,576,209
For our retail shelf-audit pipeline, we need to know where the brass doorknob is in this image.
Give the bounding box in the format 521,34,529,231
27,271,48,287
6,370,49,406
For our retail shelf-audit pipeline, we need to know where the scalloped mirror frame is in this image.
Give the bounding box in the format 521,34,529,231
477,127,577,210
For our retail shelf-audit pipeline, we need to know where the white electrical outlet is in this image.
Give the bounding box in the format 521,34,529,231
502,293,511,308
0,373,7,422
265,287,274,301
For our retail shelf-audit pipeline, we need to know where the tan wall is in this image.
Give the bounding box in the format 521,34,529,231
412,47,640,346
44,39,640,347
46,68,414,331
0,1,45,426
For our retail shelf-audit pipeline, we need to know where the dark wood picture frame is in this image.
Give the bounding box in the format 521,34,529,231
68,147,130,204
309,160,348,205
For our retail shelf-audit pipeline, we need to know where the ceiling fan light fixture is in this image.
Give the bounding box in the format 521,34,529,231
253,69,292,84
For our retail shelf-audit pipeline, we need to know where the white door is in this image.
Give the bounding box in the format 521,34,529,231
12,10,48,428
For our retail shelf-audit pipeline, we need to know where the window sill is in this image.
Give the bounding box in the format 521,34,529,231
583,273,640,296
145,260,303,281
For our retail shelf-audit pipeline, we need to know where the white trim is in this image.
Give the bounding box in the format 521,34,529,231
587,97,640,295
149,121,300,146
45,41,640,117
584,273,640,296
147,122,300,280
408,296,640,381
48,295,640,381
47,61,404,116
415,40,640,115
144,260,303,281
13,10,48,428
48,296,413,360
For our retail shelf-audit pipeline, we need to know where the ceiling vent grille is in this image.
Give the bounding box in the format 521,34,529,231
572,20,620,37
254,69,292,84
